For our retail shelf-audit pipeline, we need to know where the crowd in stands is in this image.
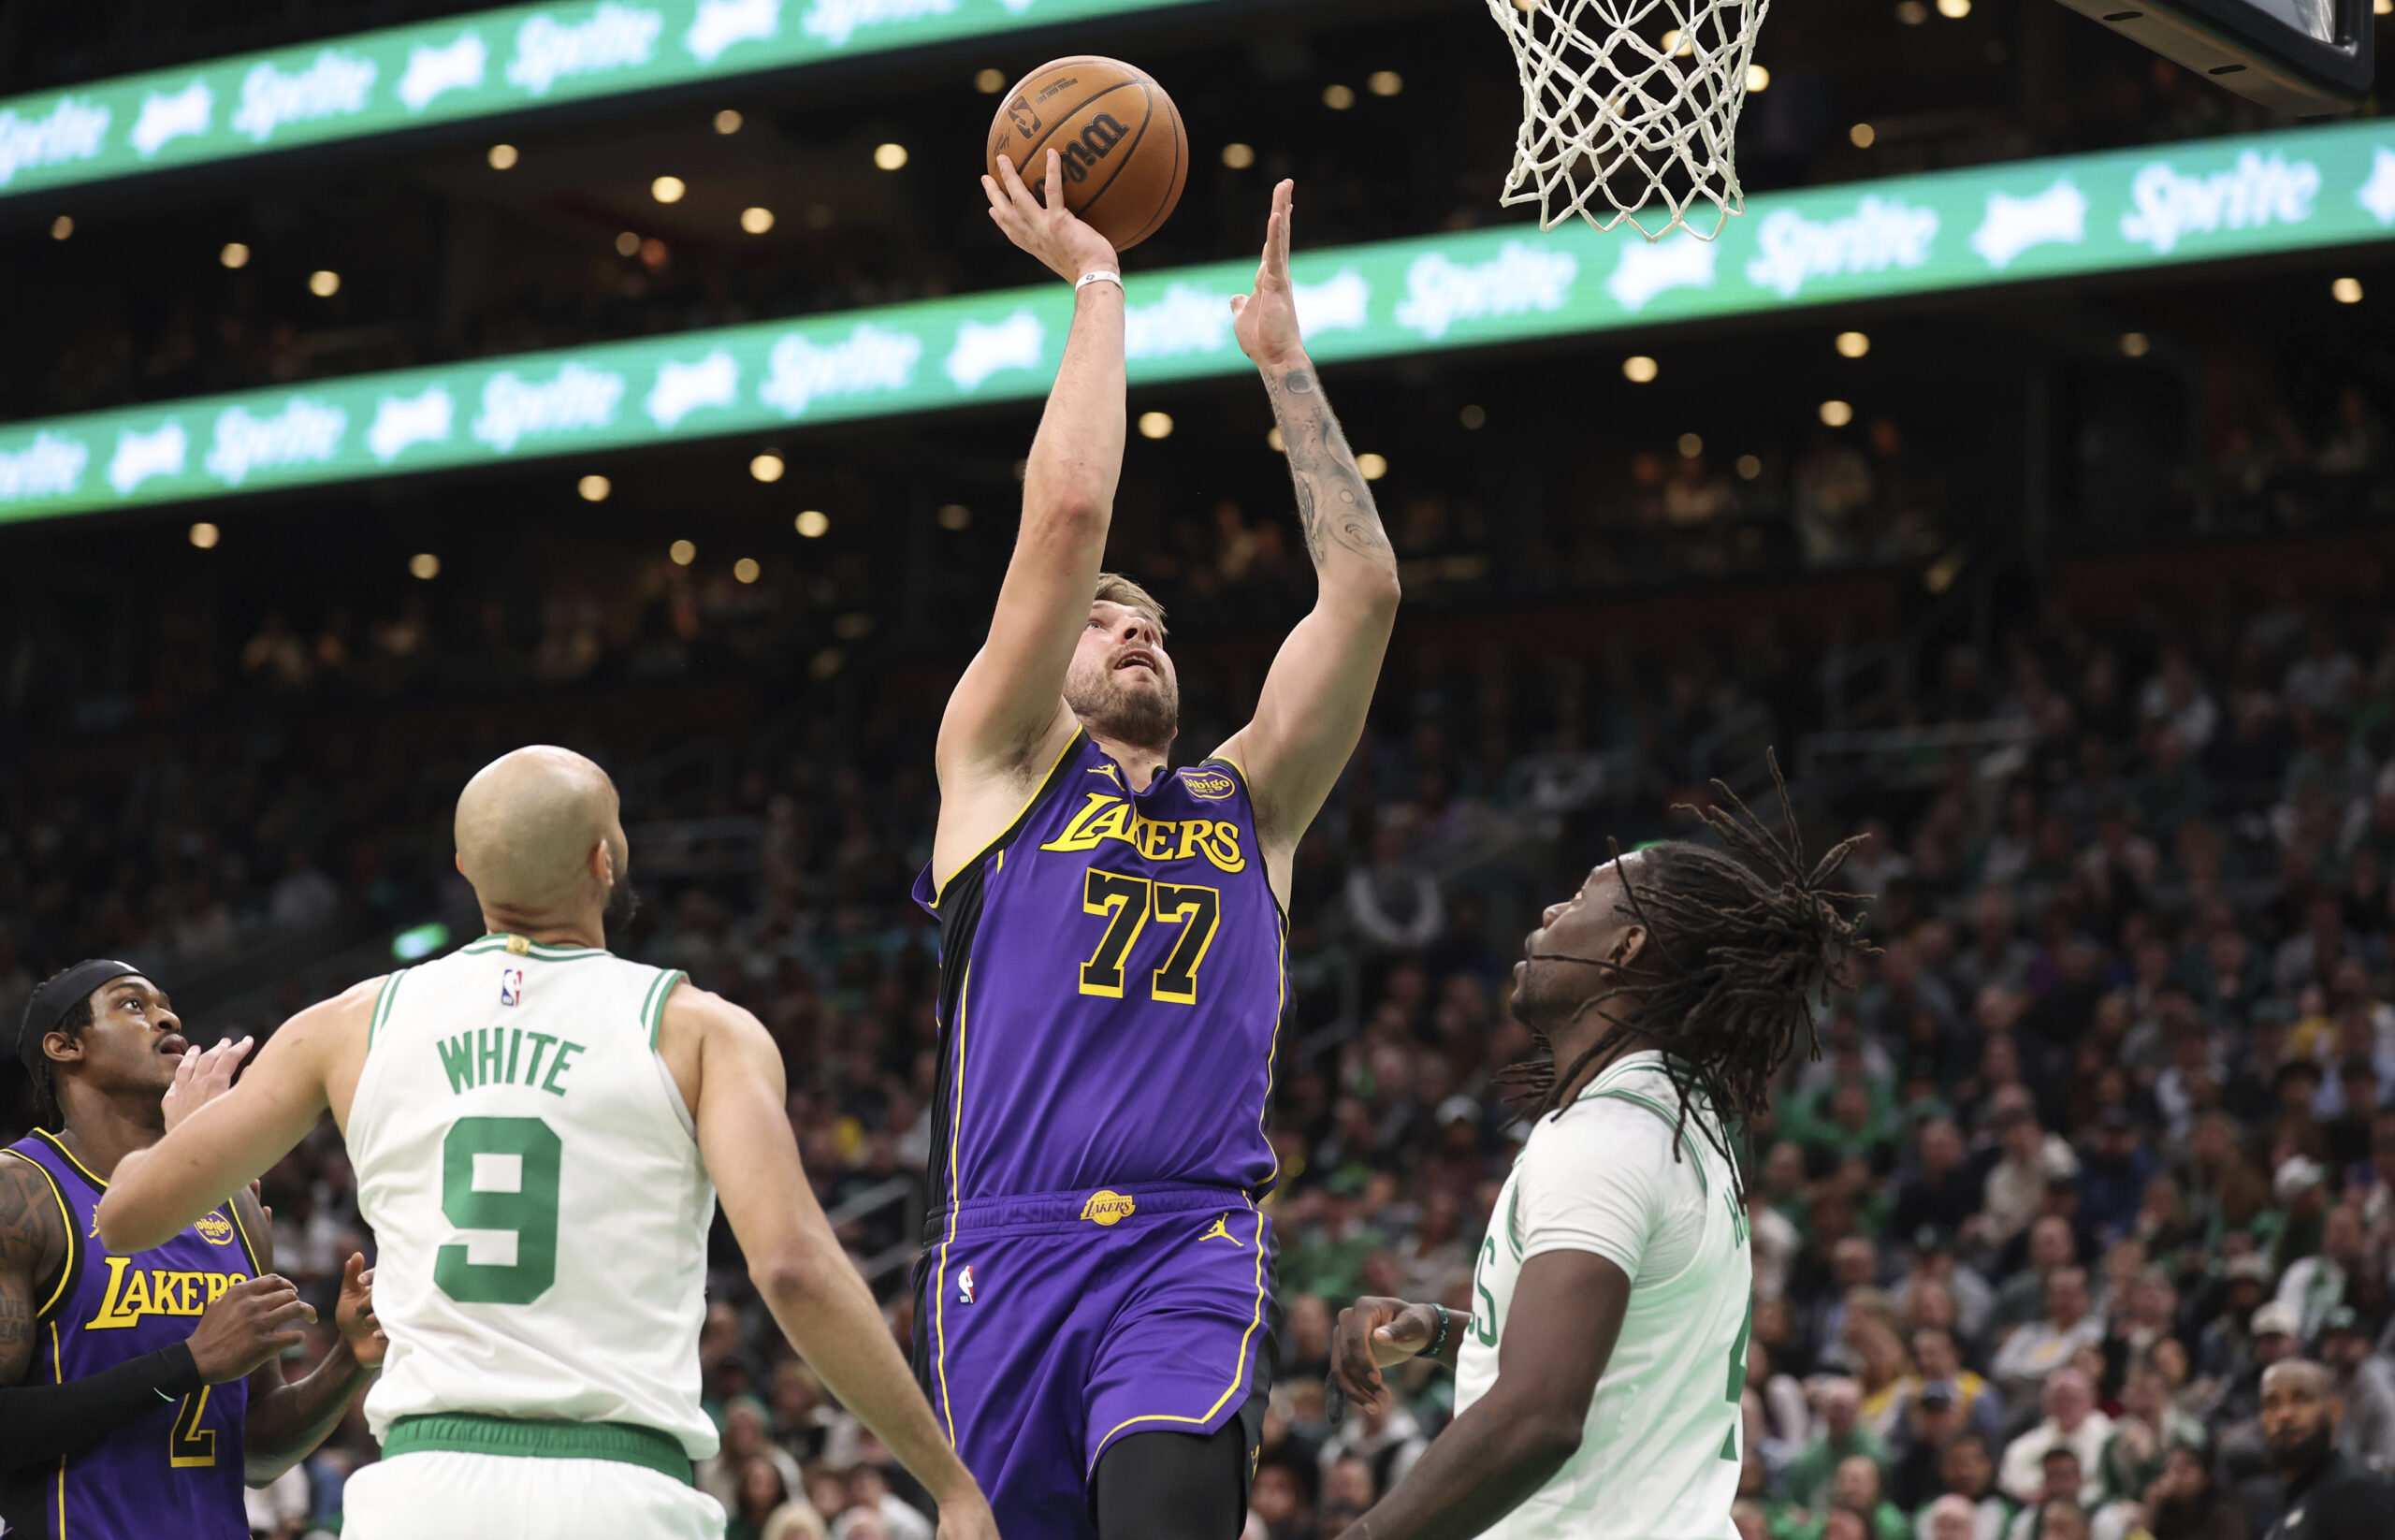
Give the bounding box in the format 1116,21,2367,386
8,528,2395,1537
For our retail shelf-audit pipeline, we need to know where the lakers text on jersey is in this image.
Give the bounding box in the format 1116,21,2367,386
2,1128,258,1540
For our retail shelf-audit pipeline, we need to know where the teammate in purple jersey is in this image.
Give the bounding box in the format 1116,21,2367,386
0,962,385,1539
915,159,1401,1540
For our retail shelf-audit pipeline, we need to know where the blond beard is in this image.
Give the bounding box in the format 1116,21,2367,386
1065,662,1178,753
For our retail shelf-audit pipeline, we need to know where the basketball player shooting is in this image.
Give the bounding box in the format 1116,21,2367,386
1327,768,1870,1540
97,747,998,1540
912,153,1400,1540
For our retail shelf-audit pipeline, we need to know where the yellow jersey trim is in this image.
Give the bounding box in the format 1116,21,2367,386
1087,1203,1270,1468
30,1128,107,1191
2,1150,79,1320
932,965,973,1445
930,729,1085,910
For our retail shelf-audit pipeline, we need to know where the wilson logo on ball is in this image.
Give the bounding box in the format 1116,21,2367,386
1059,114,1128,183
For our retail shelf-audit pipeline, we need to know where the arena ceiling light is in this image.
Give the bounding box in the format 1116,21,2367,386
1836,330,1871,357
486,143,517,170
741,207,775,234
733,557,761,583
2331,276,2364,302
749,452,785,482
1622,356,1660,384
219,241,249,269
873,143,908,171
188,521,219,548
577,473,610,501
50,216,71,240
714,110,744,136
1459,405,1487,429
308,269,341,297
938,503,972,530
975,68,1008,94
651,176,687,204
1221,143,1256,169
795,510,829,538
669,539,696,565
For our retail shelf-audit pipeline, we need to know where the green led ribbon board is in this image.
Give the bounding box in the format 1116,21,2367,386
3,119,2393,522
0,0,1210,201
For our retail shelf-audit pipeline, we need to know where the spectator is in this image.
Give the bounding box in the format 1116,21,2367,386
1249,1460,1314,1540
2000,1369,2116,1506
2140,1438,2248,1540
2314,1310,2395,1473
1789,1379,1896,1510
728,1455,826,1540
2274,1205,2370,1342
1992,1268,2104,1409
2253,1358,2395,1539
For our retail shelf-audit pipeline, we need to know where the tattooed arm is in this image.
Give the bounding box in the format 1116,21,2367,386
1212,180,1401,898
0,1155,63,1392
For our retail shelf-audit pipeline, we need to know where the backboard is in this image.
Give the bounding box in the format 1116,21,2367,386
2050,0,2374,113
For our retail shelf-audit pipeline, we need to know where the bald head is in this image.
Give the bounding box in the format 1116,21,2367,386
455,747,627,924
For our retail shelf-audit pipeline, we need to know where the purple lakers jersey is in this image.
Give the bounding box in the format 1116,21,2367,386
1,1128,254,1540
912,734,1286,1204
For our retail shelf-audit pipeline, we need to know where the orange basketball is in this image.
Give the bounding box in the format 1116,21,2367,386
985,56,1187,253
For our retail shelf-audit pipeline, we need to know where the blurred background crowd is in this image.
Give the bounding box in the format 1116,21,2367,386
10,519,2395,1540
7,1,2395,1537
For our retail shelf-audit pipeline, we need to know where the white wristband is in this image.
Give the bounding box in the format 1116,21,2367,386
1075,269,1123,292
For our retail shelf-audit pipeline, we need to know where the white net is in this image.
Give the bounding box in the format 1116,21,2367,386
1487,0,1772,241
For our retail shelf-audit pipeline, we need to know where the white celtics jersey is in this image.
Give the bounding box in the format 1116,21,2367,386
1454,1053,1750,1539
346,934,719,1458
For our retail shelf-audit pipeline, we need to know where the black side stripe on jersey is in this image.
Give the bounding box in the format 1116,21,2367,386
922,732,1087,1212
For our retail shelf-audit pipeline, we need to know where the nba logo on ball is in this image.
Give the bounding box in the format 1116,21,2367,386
499,967,524,1007
957,1265,977,1304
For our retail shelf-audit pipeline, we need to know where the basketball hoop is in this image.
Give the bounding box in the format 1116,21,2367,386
1487,0,1771,241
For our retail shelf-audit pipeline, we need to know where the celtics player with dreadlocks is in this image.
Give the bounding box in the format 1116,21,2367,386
1329,760,1871,1540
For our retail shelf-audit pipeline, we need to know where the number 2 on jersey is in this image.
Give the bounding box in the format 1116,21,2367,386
1079,868,1221,1004
434,1116,562,1305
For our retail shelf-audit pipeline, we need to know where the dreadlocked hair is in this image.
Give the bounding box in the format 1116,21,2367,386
23,973,94,1131
1510,751,1876,1203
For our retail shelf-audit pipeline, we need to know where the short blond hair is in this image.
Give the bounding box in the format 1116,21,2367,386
1094,572,1167,637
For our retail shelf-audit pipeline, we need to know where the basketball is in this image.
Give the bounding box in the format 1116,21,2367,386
985,56,1187,252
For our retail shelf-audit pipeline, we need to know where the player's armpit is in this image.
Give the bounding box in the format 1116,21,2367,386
97,983,364,1255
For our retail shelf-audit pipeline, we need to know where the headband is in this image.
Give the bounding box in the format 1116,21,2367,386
17,959,143,1082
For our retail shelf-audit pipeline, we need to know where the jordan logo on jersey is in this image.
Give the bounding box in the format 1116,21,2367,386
957,1264,977,1304
1198,1215,1241,1247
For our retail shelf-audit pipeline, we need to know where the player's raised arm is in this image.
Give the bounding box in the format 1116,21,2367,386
1212,181,1401,884
675,983,998,1540
97,984,368,1253
936,150,1127,809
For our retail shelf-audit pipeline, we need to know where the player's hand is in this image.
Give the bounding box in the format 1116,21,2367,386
334,1251,387,1370
187,1273,316,1384
933,1489,1002,1540
982,149,1118,285
162,1034,254,1132
1231,179,1306,371
1333,1295,1444,1409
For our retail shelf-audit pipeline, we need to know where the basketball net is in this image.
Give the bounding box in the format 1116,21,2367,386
1487,0,1771,241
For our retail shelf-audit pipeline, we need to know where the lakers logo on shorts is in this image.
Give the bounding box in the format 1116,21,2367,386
1080,1189,1137,1226
194,1211,235,1245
